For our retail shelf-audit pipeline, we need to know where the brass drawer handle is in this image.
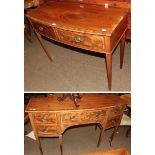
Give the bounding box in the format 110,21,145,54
74,36,83,43
43,128,49,132
39,26,44,31
69,115,75,120
41,115,48,122
96,112,101,117
114,107,120,113
111,120,116,125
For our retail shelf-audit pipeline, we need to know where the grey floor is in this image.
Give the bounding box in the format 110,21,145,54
24,122,131,155
24,32,131,92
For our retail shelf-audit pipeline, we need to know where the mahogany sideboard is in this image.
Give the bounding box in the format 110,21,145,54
26,94,126,155
25,1,129,90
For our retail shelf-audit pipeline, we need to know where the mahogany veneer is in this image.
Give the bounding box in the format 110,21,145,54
26,94,126,155
26,1,129,90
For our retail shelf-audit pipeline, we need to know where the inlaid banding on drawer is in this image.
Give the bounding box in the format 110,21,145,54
36,125,57,136
31,21,57,39
33,113,57,124
56,29,105,52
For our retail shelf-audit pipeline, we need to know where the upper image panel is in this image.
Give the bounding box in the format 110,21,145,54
24,0,131,91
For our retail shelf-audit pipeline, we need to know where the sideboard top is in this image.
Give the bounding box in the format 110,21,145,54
26,94,126,112
26,1,128,35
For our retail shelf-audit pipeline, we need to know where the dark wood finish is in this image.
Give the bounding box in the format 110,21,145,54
26,94,126,155
26,1,128,90
81,147,130,155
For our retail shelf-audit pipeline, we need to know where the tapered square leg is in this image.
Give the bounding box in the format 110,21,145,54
35,31,54,62
120,32,126,69
105,54,112,90
36,137,43,155
58,135,63,155
97,125,104,147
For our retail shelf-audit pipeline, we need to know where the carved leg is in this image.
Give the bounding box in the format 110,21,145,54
58,135,63,155
36,137,43,155
105,54,112,90
34,30,54,62
120,32,126,69
97,125,104,147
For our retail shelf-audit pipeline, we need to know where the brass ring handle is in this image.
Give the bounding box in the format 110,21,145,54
43,128,49,132
69,115,75,120
96,112,101,117
74,36,82,43
111,120,116,125
41,115,47,122
39,26,44,31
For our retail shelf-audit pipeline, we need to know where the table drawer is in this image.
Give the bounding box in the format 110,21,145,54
62,109,107,124
31,21,56,39
105,116,120,129
57,29,105,52
36,125,57,136
33,113,57,124
109,106,124,117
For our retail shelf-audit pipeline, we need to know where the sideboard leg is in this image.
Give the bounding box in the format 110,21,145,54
109,126,119,146
58,135,63,155
97,125,104,147
36,137,43,155
35,30,54,62
105,54,112,90
120,32,126,69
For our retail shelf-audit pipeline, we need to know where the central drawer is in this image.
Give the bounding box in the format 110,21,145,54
61,109,107,125
56,29,105,52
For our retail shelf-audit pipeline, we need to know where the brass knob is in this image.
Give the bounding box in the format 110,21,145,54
39,26,44,31
74,36,82,43
44,128,49,132
69,115,75,120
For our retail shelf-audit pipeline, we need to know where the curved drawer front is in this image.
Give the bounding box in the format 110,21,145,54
36,125,57,136
61,109,107,125
109,105,124,117
105,115,121,129
57,29,105,52
33,113,57,124
31,21,57,39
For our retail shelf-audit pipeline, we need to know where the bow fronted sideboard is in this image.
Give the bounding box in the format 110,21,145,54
26,94,126,155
